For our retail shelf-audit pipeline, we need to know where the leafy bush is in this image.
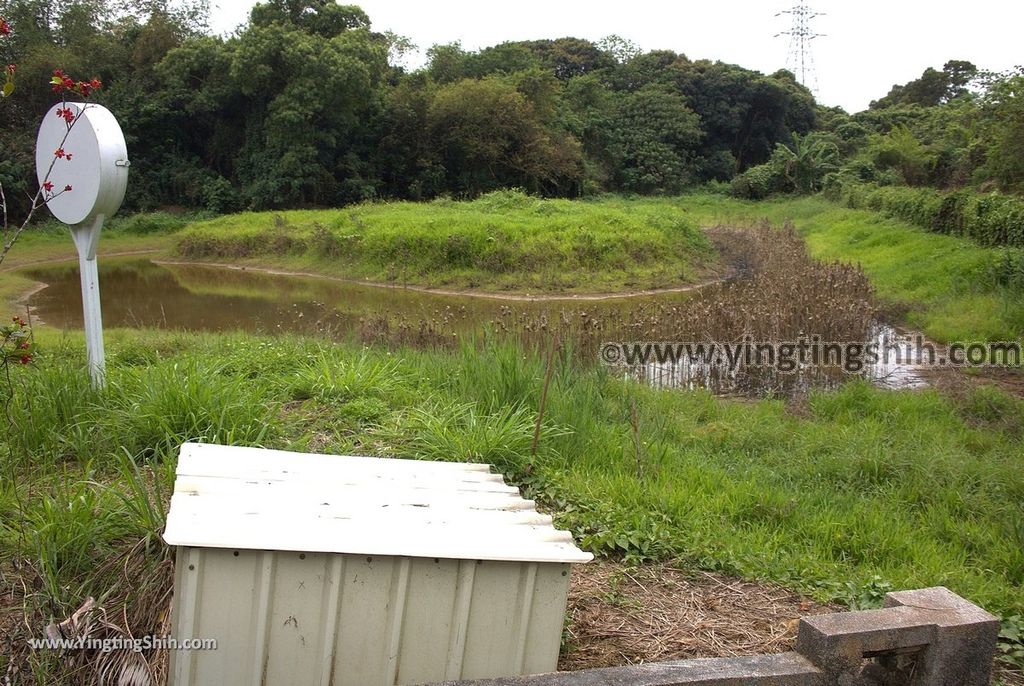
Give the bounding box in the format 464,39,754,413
828,180,1024,247
729,162,783,199
1000,615,1024,670
201,175,245,215
730,134,839,199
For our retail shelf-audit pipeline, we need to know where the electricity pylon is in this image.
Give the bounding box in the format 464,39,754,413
775,3,825,93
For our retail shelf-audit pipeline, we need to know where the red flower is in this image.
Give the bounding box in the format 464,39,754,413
56,107,75,123
19,355,32,365
55,148,65,158
65,153,73,161
5,64,14,76
89,77,102,90
63,185,72,192
43,181,53,192
0,18,10,36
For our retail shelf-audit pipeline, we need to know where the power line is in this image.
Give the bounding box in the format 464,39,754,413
775,2,825,94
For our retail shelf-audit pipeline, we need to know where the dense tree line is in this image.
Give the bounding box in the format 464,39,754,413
731,60,1024,199
1,0,1021,218
1,0,817,213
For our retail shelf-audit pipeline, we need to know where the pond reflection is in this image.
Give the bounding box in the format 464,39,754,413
23,258,928,396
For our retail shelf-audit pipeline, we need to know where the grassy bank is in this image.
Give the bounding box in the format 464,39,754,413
2,329,1022,680
174,190,717,293
677,194,1024,342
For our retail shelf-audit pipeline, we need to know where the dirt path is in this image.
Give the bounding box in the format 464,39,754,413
0,248,162,273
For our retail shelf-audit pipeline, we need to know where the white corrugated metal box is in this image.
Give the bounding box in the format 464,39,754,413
165,442,592,686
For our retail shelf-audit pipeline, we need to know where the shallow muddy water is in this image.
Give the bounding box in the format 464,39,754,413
22,258,928,396
22,257,707,335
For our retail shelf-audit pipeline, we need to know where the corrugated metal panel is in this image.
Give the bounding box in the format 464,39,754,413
165,443,590,686
169,550,576,685
164,443,592,564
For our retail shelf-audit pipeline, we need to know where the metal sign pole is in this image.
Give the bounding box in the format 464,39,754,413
35,102,128,390
71,217,105,387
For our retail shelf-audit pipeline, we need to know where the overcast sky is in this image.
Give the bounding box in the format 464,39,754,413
208,0,1022,113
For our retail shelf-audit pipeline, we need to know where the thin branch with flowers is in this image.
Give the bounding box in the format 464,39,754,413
1,16,103,269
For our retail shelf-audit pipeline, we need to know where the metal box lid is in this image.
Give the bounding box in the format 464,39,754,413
163,443,593,564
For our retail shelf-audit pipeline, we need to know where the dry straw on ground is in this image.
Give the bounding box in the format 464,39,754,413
559,560,835,671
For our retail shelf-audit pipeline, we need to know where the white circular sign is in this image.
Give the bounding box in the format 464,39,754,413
35,102,129,226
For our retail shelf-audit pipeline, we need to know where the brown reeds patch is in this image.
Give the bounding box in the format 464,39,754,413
344,222,880,397
559,560,837,671
353,222,878,364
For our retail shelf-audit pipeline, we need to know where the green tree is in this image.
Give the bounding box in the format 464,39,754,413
559,73,616,193
866,125,934,186
426,76,582,196
871,60,978,109
606,84,702,193
775,132,839,193
517,38,613,80
426,41,467,84
249,0,369,38
375,75,444,198
979,70,1024,191
230,18,387,206
670,61,815,178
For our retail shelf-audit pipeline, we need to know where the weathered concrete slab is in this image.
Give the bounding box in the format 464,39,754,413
795,605,935,676
431,652,822,685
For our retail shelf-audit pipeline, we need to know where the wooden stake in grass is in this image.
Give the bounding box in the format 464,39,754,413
531,334,558,458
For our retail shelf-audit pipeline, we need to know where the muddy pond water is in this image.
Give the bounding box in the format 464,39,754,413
21,258,927,397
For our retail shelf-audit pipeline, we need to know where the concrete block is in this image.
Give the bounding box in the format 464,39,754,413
795,606,935,680
883,586,1000,686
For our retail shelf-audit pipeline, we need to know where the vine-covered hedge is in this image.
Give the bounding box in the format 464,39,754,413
729,163,784,200
827,182,1024,247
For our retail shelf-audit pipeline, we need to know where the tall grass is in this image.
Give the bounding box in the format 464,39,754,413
3,347,280,470
289,353,406,403
174,190,717,293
